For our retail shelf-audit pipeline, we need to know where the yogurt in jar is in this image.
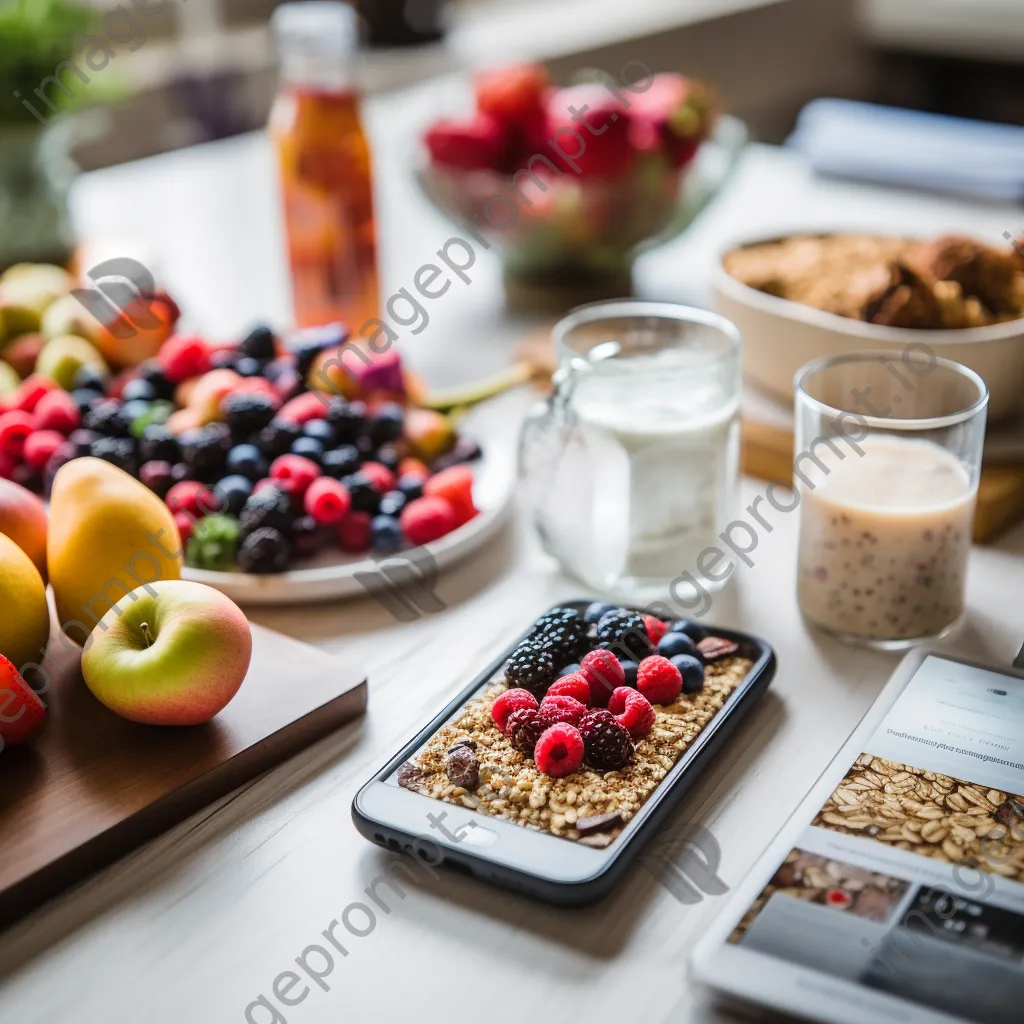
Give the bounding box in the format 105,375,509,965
797,435,975,642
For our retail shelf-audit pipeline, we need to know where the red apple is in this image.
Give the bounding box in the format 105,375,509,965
0,477,48,579
546,84,635,178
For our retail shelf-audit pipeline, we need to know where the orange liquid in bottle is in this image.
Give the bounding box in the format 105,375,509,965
270,85,380,330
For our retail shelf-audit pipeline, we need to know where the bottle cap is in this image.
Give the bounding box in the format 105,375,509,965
271,1,359,58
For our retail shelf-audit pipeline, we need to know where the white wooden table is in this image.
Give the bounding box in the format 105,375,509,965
2,81,1024,1024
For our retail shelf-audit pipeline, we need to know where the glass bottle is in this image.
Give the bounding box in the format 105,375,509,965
269,2,380,331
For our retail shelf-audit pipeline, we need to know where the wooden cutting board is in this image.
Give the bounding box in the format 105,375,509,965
0,623,366,927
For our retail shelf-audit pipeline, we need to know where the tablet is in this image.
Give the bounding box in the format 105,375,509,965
691,647,1024,1024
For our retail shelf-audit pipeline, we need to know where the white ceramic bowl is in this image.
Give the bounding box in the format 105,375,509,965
712,234,1024,422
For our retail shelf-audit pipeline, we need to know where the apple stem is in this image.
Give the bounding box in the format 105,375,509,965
140,622,154,648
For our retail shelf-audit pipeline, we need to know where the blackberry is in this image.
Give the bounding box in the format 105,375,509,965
139,425,180,464
84,399,131,438
290,515,332,558
669,619,707,643
223,393,277,438
505,707,544,756
321,444,361,479
137,360,175,400
239,486,293,536
239,325,277,362
237,526,291,574
504,644,556,697
179,424,231,480
367,403,404,444
579,710,633,770
303,419,336,447
343,472,381,514
584,601,617,624
327,399,366,443
89,437,137,475
213,474,254,516
259,417,302,458
595,609,652,661
532,622,589,669
68,428,99,458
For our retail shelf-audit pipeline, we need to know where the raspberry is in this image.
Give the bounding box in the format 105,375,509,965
14,375,59,413
578,710,633,770
22,430,64,471
400,496,457,546
579,649,625,708
159,334,212,382
304,476,351,525
423,465,476,526
505,707,543,755
637,655,682,705
279,391,330,425
533,723,584,778
32,388,80,435
491,687,539,733
166,480,219,518
607,687,656,738
174,511,194,544
545,673,590,706
0,411,35,457
359,460,396,494
270,454,320,497
537,694,586,729
337,509,372,552
644,614,668,646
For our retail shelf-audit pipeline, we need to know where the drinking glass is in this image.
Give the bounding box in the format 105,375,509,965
794,350,988,649
518,300,741,601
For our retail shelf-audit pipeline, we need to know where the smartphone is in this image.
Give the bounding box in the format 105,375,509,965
352,600,776,905
691,647,1024,1024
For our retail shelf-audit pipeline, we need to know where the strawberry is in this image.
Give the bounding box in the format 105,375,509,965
476,62,549,127
423,465,476,526
0,654,46,749
545,85,634,178
425,115,506,172
629,74,717,169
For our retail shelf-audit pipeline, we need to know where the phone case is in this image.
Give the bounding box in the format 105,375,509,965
353,600,777,905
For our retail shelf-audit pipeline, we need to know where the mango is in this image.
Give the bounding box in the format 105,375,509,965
0,532,50,676
48,458,182,639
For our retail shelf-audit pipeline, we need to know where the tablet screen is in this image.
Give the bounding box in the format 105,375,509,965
727,655,1024,1024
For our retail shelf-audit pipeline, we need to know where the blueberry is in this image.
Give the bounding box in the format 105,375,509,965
558,663,582,678
210,349,239,370
68,428,99,458
170,462,192,483
73,365,107,394
670,619,707,643
303,418,336,447
121,399,152,427
619,660,639,687
121,378,157,403
585,601,617,624
223,393,277,438
291,436,324,463
234,356,264,378
239,325,277,362
226,443,268,482
214,474,254,516
179,424,231,480
670,654,705,694
378,490,406,517
140,424,181,464
327,399,366,443
657,631,699,659
137,360,175,400
368,403,404,444
321,444,361,479
259,417,302,458
374,444,400,473
291,514,332,558
288,323,347,378
237,526,291,574
343,472,380,514
89,436,137,475
70,388,101,416
371,515,403,552
396,474,424,501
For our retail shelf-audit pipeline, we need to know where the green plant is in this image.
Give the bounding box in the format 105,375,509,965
0,0,98,125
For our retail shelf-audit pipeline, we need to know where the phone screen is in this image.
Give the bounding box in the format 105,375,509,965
729,655,1024,1024
385,623,757,849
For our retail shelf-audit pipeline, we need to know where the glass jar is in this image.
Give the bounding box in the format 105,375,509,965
519,300,741,601
794,351,988,649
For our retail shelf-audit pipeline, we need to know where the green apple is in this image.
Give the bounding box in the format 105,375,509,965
81,580,252,726
35,334,109,390
0,263,74,339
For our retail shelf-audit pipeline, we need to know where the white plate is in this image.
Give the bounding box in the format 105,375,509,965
182,446,515,606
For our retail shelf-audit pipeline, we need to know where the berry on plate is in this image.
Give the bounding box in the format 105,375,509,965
579,648,625,708
166,479,218,518
237,525,291,574
32,388,80,434
656,631,699,659
537,693,586,728
159,334,212,382
400,495,457,546
637,655,683,705
336,509,372,553
359,460,396,494
505,706,543,755
607,687,656,739
644,614,668,647
669,653,705,694
370,514,402,551
578,709,633,770
304,476,351,526
423,465,476,526
533,722,584,778
22,430,64,471
270,453,320,497
504,644,556,697
491,687,539,733
545,672,590,706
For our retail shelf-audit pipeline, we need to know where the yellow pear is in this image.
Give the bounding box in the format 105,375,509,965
48,458,183,642
0,532,50,673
